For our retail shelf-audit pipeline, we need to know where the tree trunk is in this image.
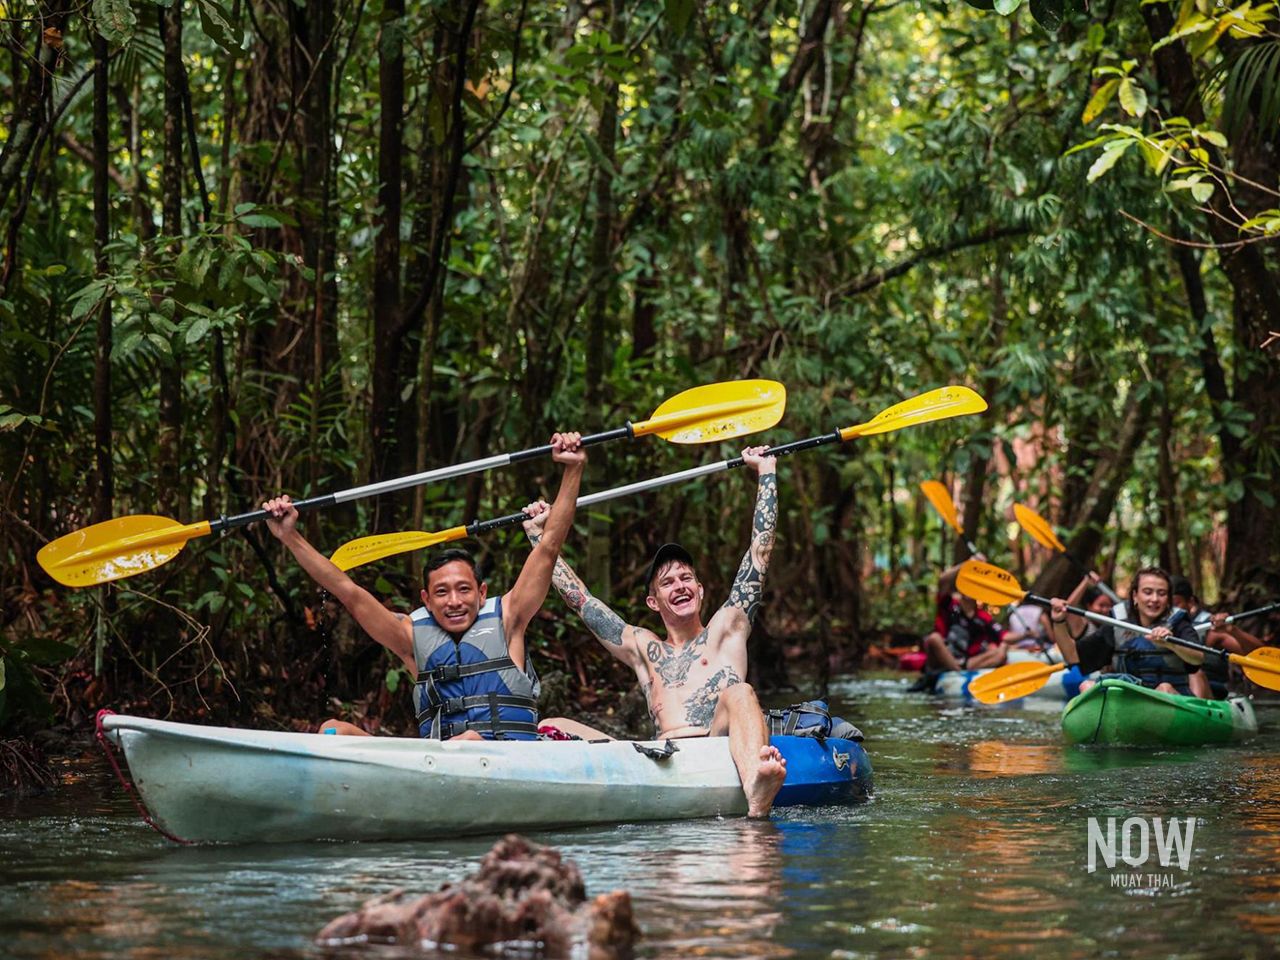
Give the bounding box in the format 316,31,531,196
583,0,624,600
370,0,406,489
1142,5,1280,593
1032,388,1151,598
91,27,112,525
157,1,184,520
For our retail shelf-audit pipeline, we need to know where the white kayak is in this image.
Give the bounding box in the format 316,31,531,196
100,714,873,844
921,648,1097,704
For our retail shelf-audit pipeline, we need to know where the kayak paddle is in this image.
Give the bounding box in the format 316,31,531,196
1193,601,1280,637
331,384,989,571
1012,503,1123,605
954,560,1280,702
37,379,787,588
919,480,979,555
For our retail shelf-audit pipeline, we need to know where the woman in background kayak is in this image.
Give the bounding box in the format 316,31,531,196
1047,567,1211,698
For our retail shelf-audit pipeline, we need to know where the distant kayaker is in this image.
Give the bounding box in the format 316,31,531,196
1057,572,1115,639
1048,566,1211,698
262,432,591,740
521,445,787,817
919,558,1012,673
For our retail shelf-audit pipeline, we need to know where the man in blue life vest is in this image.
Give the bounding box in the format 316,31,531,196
261,432,587,739
521,446,788,817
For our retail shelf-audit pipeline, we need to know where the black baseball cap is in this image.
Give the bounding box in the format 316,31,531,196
643,543,695,594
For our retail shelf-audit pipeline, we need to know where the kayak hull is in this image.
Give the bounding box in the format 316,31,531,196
100,715,873,844
924,649,1092,704
1061,678,1259,746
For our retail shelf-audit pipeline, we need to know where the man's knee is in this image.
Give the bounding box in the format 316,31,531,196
720,682,760,712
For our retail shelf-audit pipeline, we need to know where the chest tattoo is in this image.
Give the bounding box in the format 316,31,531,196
647,630,709,686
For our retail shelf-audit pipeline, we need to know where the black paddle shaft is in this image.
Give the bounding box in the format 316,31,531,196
1026,592,1229,662
507,425,633,463
210,494,339,534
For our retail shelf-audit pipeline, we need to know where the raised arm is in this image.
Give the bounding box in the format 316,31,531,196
522,503,645,670
724,446,778,622
501,433,586,641
263,496,415,671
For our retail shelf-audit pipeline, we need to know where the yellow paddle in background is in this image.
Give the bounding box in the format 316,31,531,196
1012,503,1123,605
37,379,787,588
332,384,990,571
919,480,979,555
954,560,1280,703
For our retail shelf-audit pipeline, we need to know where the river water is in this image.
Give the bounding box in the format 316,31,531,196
2,674,1277,959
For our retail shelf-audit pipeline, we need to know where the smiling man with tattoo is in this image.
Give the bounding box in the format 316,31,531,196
523,446,787,817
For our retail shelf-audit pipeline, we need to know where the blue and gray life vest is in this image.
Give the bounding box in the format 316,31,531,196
410,597,540,740
1111,612,1194,695
1176,607,1228,696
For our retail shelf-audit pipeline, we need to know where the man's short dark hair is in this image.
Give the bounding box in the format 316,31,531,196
1170,575,1195,602
643,543,696,594
423,548,480,588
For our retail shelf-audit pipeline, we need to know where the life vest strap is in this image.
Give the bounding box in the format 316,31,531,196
416,693,538,725
417,655,518,684
437,718,540,739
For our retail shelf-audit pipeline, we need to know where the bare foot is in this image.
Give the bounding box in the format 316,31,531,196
745,744,787,818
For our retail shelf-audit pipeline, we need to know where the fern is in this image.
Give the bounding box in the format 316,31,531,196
1218,40,1280,144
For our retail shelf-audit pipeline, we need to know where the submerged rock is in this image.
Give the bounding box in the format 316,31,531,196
316,834,638,958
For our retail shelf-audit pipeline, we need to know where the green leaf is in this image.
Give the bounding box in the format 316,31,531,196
994,0,1023,14
1118,78,1148,117
1028,0,1064,30
185,316,211,344
93,0,136,44
194,0,243,54
14,635,76,666
664,0,694,31
239,213,282,229
1082,78,1120,123
111,329,144,361
1189,181,1214,203
1087,140,1133,181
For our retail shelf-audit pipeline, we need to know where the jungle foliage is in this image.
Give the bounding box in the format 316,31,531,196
1,0,1277,735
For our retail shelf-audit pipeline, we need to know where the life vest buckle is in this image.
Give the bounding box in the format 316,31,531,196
432,663,462,682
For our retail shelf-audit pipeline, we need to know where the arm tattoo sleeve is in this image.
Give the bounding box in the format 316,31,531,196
551,557,627,647
726,472,777,622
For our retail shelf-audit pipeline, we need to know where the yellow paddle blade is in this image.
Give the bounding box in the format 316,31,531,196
839,385,987,441
1013,503,1067,553
920,480,963,534
955,559,1027,607
635,379,786,444
1232,646,1280,692
37,515,212,587
968,661,1068,705
329,525,468,571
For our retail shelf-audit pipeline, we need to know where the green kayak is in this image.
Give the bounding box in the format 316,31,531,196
1062,678,1258,746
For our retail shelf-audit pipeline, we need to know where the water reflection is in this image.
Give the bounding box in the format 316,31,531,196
965,740,1064,778
1232,754,1280,937
609,819,792,959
